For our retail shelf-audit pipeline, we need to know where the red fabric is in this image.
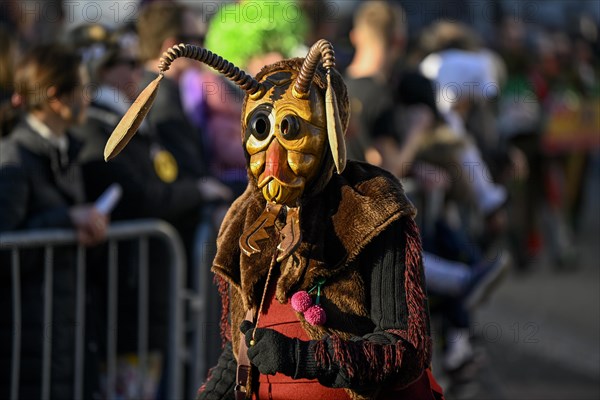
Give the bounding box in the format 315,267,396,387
255,283,351,400
254,271,445,400
374,368,444,400
427,369,446,400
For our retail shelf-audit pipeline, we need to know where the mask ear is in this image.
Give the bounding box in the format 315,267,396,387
294,39,346,174
326,72,346,174
105,74,163,161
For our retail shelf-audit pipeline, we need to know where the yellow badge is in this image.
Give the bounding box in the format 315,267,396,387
153,150,178,183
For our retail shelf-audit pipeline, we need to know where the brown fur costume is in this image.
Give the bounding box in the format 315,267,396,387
212,160,431,400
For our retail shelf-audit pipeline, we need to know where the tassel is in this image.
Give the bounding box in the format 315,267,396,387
214,275,231,345
314,340,332,370
104,74,163,161
325,71,346,174
316,334,407,384
403,218,431,366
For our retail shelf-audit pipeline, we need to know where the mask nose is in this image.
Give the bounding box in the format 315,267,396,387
264,138,294,182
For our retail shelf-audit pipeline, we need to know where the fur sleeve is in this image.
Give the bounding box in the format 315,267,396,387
305,217,432,389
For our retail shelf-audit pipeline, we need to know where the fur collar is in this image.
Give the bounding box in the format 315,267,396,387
212,161,415,310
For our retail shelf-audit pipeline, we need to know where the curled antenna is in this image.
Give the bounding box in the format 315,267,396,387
104,43,265,161
158,43,265,97
292,39,346,173
293,39,335,99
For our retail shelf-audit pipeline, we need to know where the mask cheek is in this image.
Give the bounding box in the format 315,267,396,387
249,152,266,178
287,151,317,178
246,134,270,155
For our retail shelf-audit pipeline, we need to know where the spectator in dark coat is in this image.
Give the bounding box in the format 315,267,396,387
0,44,106,400
71,25,229,243
70,25,232,382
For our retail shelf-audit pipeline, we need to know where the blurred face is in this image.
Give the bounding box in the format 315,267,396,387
247,52,284,77
54,65,90,126
102,47,142,101
243,69,328,206
180,10,205,45
175,11,205,71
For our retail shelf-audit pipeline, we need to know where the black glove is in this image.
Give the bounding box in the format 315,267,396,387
240,320,302,377
196,342,236,400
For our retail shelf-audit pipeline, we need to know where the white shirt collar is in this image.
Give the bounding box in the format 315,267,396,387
26,113,69,155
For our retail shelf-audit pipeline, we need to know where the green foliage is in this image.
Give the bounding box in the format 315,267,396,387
206,0,307,69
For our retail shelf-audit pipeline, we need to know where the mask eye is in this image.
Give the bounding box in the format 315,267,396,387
280,115,300,140
249,110,272,140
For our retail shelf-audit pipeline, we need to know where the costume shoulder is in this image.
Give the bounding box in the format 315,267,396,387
0,134,22,166
341,160,412,195
330,161,416,219
319,160,416,267
1,123,45,166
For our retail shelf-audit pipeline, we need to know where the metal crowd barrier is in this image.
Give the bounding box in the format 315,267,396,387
189,207,215,397
0,219,188,400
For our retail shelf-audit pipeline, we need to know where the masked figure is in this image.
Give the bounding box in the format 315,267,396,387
105,40,444,400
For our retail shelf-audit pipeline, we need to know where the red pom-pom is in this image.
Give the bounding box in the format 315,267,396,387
291,291,312,313
304,305,327,326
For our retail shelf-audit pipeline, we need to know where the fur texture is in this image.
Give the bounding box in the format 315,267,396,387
212,162,422,399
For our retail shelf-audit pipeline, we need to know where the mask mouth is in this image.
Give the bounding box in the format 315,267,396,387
258,175,305,205
257,173,304,190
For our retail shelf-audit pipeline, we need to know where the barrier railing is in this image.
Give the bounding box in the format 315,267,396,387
189,207,217,397
0,219,187,400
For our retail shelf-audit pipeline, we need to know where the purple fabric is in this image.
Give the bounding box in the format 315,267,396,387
180,69,206,130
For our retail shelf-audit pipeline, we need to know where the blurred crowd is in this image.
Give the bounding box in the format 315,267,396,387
0,0,597,399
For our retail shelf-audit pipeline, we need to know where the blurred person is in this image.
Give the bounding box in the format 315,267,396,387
344,0,427,171
0,23,20,138
420,46,508,224
0,44,105,244
136,2,216,181
364,49,507,392
136,3,233,304
526,30,581,268
69,25,233,390
345,0,508,282
495,23,582,269
343,2,464,192
0,44,106,400
9,0,65,48
564,35,599,230
418,20,513,180
414,28,515,378
71,24,229,234
494,16,546,268
398,75,511,293
0,24,17,103
181,0,309,197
